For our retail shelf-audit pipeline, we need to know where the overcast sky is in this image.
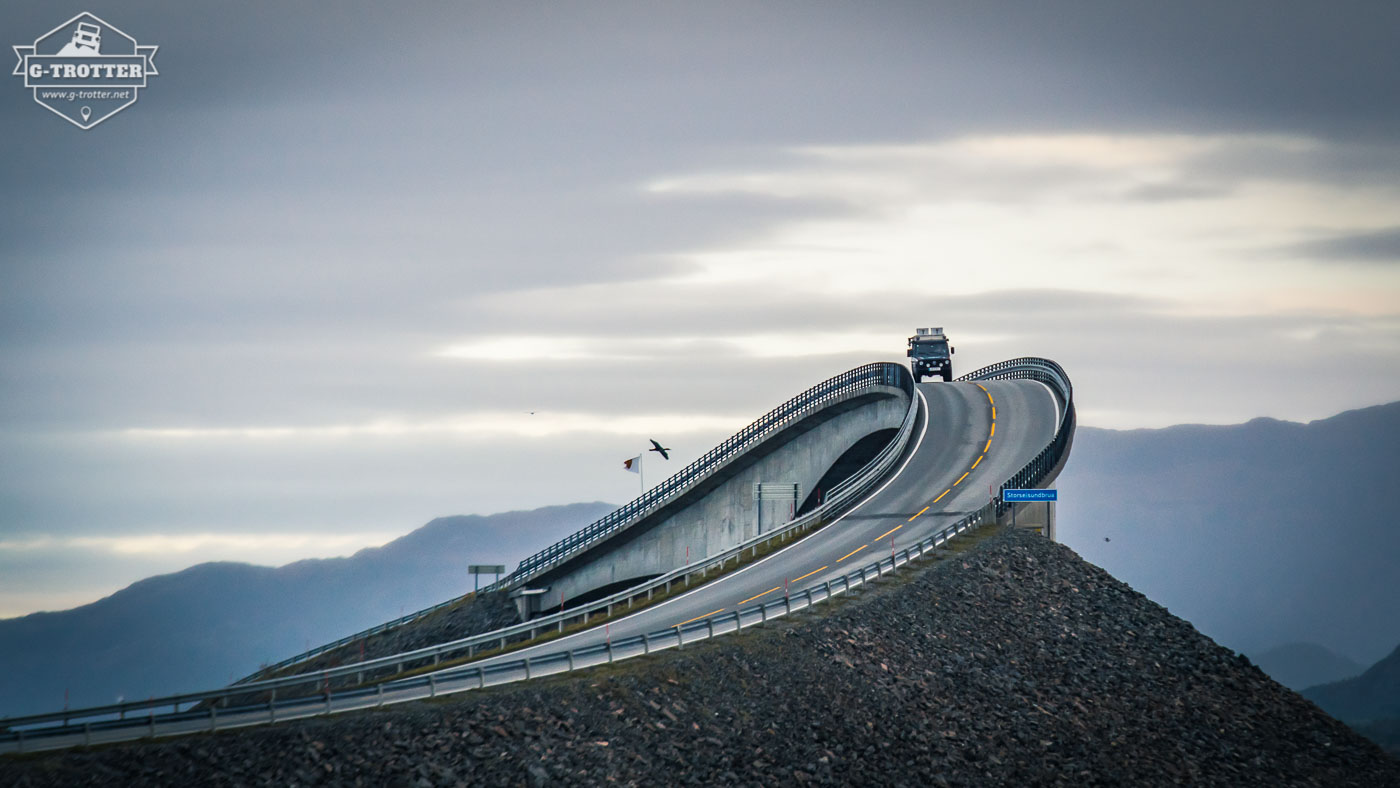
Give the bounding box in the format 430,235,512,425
3,1,1398,617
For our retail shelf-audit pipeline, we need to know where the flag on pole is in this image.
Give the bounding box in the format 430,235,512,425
623,455,641,473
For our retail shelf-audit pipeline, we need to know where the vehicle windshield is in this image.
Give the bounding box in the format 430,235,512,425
911,341,948,358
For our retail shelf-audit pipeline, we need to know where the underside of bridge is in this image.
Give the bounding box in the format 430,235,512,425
510,386,910,619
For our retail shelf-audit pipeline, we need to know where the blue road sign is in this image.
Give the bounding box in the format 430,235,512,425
1003,488,1057,502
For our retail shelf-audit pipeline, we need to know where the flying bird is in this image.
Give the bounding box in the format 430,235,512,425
648,439,671,460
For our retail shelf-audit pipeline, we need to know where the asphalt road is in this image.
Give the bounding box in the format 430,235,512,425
1,378,1061,752
427,378,1060,677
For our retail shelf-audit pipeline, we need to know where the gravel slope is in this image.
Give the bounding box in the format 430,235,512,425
6,527,1398,787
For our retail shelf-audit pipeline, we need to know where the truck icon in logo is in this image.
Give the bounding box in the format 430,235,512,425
58,22,103,56
12,12,159,130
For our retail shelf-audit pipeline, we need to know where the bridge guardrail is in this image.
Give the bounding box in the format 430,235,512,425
3,363,918,732
233,362,912,682
1,357,1072,752
958,357,1076,515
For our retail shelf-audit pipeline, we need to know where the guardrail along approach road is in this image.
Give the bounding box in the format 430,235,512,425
1,358,1073,753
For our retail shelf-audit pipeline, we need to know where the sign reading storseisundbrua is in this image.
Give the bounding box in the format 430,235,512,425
12,12,159,129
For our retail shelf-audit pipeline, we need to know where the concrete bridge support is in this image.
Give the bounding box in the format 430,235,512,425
512,387,910,618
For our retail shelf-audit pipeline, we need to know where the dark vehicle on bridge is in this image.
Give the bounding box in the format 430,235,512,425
907,327,954,382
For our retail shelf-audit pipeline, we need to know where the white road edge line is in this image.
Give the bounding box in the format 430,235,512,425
419,386,934,679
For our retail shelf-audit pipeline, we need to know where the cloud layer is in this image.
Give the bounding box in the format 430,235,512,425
2,1,1398,617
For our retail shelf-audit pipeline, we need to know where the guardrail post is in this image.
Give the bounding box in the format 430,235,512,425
83,722,91,747
676,625,684,650
642,633,651,655
477,667,485,689
209,705,218,732
524,657,532,680
378,683,385,707
567,650,575,671
707,617,715,640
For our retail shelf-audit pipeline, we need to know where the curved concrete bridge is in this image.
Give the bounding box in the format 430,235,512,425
0,358,1074,753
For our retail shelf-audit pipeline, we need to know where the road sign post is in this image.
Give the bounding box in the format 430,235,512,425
468,564,506,591
1002,489,1057,537
754,483,800,536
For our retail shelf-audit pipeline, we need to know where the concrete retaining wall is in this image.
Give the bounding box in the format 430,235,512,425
516,387,910,617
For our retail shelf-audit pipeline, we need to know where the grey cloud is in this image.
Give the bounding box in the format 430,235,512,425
1278,227,1400,264
1120,181,1233,203
3,0,1400,616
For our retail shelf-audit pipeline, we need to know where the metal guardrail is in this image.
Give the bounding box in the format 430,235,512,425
237,362,911,681
1,357,1073,753
1,364,917,732
957,357,1076,515
505,362,910,583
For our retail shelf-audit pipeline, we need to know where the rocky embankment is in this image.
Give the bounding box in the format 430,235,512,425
282,590,520,675
6,528,1399,787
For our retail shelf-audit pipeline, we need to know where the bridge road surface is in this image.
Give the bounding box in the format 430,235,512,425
417,378,1060,681
2,379,1061,752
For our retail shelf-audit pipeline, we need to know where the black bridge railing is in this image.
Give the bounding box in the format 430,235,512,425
238,362,912,680
959,357,1076,514
504,362,912,584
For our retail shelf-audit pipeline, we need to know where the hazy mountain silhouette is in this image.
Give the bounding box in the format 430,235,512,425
1252,642,1364,691
1303,643,1400,755
7,399,1399,722
1057,401,1400,667
1304,643,1400,723
0,502,614,718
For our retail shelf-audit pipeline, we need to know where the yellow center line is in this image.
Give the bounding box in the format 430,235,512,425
677,608,726,628
932,488,951,504
986,392,995,405
791,566,828,584
876,524,903,541
739,586,782,606
976,383,987,392
954,471,970,486
989,422,996,437
991,406,996,420
971,455,983,469
837,544,868,563
984,438,992,453
907,506,929,522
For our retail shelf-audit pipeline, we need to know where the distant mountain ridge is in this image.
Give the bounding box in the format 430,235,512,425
1251,642,1363,691
1304,644,1400,724
0,502,615,719
1304,643,1400,755
1056,400,1400,667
